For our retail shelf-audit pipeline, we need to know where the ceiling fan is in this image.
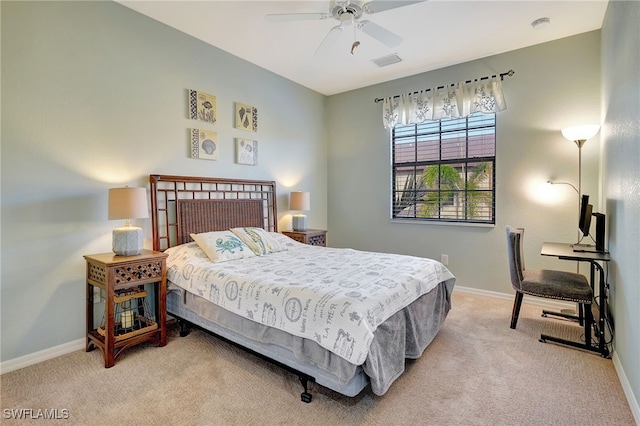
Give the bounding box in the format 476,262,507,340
265,0,425,55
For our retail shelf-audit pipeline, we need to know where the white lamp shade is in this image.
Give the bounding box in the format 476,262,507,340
290,191,310,211
561,125,600,142
108,187,149,220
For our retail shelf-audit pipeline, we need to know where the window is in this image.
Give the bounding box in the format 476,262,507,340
391,112,496,224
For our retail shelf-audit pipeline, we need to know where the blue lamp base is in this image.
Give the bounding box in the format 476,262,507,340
112,226,143,256
292,214,307,232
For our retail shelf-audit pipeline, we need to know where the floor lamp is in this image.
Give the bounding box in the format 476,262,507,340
560,124,600,201
559,124,600,273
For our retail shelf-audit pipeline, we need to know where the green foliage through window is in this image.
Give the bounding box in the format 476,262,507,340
392,113,496,224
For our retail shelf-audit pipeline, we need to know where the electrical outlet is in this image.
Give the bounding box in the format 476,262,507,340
93,286,101,303
440,254,449,265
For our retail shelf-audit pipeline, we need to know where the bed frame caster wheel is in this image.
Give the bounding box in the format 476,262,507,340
299,376,313,403
178,320,191,337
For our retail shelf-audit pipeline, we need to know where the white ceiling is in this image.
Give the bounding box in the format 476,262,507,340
118,0,608,96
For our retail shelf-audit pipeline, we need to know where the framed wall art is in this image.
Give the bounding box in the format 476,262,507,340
235,138,258,166
191,128,218,161
189,89,217,124
235,102,258,132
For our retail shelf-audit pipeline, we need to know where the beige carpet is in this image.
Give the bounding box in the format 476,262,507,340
1,292,635,425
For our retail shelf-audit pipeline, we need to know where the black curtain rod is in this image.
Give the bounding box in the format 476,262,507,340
373,69,515,103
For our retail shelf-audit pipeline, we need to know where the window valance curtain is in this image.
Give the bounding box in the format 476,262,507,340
382,77,507,129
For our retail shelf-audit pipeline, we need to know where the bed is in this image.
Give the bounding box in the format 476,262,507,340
150,174,455,402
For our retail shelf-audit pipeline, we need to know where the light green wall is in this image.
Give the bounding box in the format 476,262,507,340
601,0,640,416
1,1,327,361
327,32,602,292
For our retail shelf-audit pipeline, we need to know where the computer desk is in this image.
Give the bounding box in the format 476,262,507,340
541,242,611,357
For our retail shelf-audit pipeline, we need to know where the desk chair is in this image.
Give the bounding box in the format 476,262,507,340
505,226,594,347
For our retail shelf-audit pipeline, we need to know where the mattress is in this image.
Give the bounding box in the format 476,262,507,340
165,234,455,365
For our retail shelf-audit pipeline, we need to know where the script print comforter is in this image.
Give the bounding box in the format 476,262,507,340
166,235,455,367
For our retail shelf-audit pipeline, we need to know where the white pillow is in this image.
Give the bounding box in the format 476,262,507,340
164,241,204,261
163,242,208,285
190,230,256,263
230,227,286,256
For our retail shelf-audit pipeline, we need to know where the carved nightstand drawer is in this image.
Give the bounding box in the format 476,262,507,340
282,229,327,247
113,259,164,287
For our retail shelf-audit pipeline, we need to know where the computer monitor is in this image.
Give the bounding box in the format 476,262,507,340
593,212,606,252
578,194,593,237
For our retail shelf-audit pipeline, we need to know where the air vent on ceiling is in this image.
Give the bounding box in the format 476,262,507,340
372,53,402,67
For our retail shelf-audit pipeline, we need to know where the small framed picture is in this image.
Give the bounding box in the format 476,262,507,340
235,102,258,132
188,89,217,124
191,129,218,160
235,138,258,165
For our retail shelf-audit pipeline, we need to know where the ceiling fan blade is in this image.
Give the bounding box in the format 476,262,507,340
265,13,330,23
315,25,343,55
359,20,403,48
363,0,425,14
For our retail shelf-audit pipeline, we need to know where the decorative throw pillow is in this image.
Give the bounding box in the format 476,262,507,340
190,231,255,263
230,227,286,256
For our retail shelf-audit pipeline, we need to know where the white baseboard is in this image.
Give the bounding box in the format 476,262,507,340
613,352,640,425
0,338,85,375
453,285,576,311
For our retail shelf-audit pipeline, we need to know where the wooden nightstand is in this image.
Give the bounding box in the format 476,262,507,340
282,229,327,247
84,250,168,368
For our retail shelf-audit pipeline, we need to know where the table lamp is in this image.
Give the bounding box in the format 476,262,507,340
108,187,148,256
290,191,310,232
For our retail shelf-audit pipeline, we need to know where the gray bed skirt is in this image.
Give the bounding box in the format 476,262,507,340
166,277,454,397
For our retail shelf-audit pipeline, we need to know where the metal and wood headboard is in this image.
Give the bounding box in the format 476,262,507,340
149,174,278,251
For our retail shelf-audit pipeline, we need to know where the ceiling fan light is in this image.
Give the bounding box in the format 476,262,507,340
339,13,354,26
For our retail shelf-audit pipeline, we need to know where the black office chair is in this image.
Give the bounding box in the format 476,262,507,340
505,226,594,347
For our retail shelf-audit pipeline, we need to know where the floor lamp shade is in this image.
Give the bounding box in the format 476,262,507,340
290,191,310,232
108,187,148,256
561,125,600,146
